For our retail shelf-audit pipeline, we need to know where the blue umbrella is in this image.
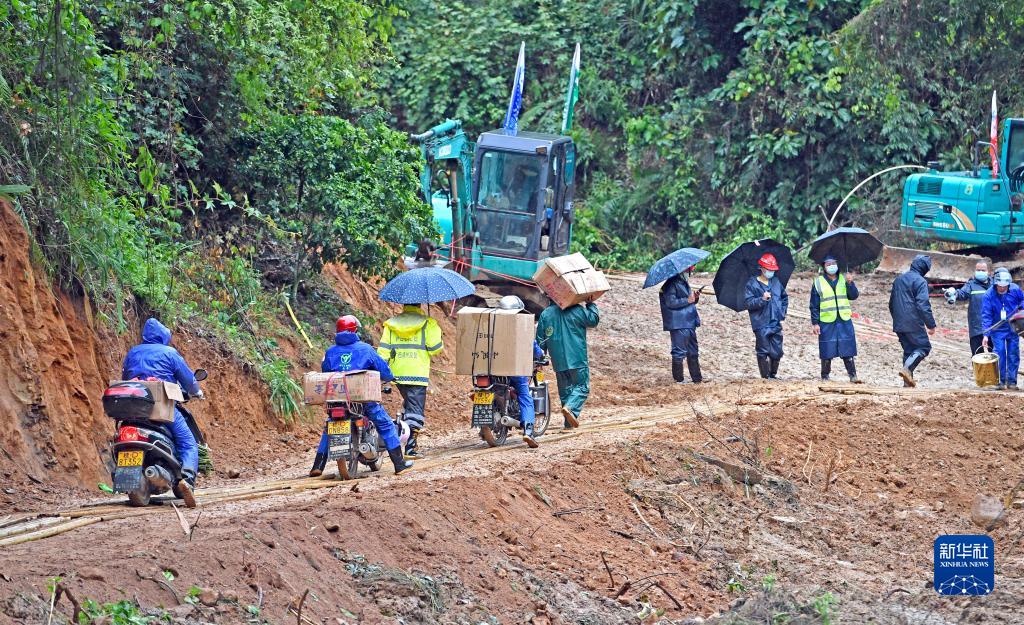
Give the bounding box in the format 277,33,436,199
379,267,476,304
643,247,710,288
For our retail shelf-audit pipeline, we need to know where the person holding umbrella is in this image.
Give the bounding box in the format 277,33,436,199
645,247,710,384
888,255,937,387
744,253,789,379
377,266,474,457
810,256,861,382
660,267,703,383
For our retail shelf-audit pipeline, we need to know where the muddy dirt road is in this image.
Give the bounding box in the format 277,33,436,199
1,273,1023,624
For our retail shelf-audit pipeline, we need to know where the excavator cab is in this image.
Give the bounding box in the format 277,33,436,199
472,130,576,269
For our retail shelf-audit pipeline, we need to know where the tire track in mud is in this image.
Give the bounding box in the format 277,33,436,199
0,380,995,548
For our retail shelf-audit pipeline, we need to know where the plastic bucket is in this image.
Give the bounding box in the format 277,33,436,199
972,352,1000,388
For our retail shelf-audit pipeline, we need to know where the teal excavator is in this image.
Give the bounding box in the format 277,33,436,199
406,44,581,312
879,96,1024,280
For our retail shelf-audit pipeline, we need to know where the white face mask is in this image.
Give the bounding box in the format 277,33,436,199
763,270,775,279
825,264,838,275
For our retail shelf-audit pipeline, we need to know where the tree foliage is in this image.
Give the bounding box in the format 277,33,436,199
382,0,1024,269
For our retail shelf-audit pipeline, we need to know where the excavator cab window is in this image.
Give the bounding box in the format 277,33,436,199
1007,121,1024,193
475,150,547,258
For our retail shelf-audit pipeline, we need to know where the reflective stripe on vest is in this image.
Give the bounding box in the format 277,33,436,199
815,275,851,322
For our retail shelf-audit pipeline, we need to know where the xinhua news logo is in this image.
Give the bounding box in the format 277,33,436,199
934,535,994,596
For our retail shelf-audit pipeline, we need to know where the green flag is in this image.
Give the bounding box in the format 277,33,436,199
560,43,581,134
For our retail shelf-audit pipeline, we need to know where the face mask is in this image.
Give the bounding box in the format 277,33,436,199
763,270,775,279
825,264,838,275
976,271,990,282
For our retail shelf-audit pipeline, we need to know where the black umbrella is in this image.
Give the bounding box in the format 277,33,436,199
808,227,883,271
712,239,795,312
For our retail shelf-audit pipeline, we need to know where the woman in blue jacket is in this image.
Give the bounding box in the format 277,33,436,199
659,268,703,383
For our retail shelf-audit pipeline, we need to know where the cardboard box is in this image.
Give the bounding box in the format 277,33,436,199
302,370,382,405
455,307,535,376
106,379,184,423
532,253,610,309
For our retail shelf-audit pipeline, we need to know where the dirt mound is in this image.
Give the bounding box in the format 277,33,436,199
0,200,301,508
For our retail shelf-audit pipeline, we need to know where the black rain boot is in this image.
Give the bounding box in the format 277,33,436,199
671,359,686,384
308,452,328,477
769,358,781,379
820,359,832,381
843,357,861,384
757,356,770,379
686,356,703,383
522,423,538,448
388,447,414,475
404,429,420,459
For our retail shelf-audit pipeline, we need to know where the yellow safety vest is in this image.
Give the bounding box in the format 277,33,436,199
377,306,444,386
815,275,852,323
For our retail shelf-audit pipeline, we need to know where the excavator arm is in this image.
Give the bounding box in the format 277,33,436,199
410,120,475,266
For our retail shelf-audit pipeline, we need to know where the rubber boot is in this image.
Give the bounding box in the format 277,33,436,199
686,356,703,383
308,452,328,477
757,356,770,379
820,359,832,381
901,352,921,387
404,429,420,459
522,423,539,448
843,357,862,384
388,447,414,474
769,358,780,379
671,359,686,384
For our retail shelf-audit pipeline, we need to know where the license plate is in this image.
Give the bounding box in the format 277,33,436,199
473,392,494,405
535,371,545,382
327,420,350,435
117,450,144,467
328,434,351,461
113,466,144,492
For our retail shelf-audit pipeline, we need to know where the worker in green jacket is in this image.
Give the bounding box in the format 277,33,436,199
536,299,600,429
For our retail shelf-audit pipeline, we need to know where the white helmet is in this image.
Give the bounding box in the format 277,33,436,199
497,295,525,310
395,418,411,447
995,268,1013,286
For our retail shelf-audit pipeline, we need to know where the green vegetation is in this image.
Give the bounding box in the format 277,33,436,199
1,0,432,414
383,0,1024,269
79,599,160,625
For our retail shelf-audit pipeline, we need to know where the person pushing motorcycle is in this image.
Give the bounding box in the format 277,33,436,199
121,318,203,497
309,315,414,476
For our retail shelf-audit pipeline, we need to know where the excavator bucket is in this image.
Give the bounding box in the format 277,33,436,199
875,246,990,283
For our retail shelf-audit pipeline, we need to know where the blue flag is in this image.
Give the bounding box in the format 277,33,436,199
503,42,525,135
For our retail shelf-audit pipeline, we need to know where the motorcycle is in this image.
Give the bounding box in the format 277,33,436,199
102,369,208,508
472,359,551,447
324,385,409,480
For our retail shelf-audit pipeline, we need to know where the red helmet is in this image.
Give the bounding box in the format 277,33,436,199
336,315,361,333
758,253,780,271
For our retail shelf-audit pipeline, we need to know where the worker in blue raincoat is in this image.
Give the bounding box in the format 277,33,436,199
310,315,413,476
810,256,861,382
944,261,992,355
659,268,703,384
980,268,1023,389
888,255,936,387
744,253,788,379
122,318,203,492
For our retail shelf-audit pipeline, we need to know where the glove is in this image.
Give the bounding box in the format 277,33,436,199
194,389,205,400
